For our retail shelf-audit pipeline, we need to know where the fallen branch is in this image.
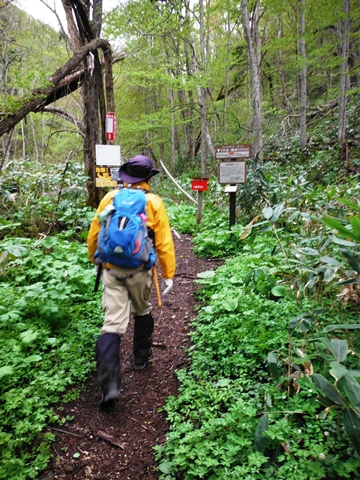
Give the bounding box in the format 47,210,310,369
96,430,126,449
151,342,167,349
129,417,149,431
46,426,82,437
174,273,197,279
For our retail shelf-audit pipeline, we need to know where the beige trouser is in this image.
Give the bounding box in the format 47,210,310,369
100,266,153,335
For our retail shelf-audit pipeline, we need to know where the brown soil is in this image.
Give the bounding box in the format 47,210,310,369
40,234,221,480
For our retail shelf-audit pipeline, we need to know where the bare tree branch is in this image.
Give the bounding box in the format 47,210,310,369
0,37,111,137
42,106,84,132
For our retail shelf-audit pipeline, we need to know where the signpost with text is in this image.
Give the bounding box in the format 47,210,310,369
95,144,122,188
215,144,252,228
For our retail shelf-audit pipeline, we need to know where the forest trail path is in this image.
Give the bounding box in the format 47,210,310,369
41,234,221,480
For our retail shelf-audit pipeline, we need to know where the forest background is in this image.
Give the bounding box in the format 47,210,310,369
0,0,360,479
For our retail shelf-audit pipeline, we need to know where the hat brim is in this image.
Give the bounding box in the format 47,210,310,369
119,164,160,184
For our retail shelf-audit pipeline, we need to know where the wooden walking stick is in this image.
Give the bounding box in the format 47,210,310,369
153,263,162,308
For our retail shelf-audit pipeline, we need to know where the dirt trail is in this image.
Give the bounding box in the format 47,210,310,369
40,234,221,480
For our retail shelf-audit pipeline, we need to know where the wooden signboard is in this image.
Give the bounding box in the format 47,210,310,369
215,144,252,159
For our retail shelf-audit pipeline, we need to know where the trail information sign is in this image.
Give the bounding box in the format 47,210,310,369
219,161,246,184
215,144,252,228
95,144,122,187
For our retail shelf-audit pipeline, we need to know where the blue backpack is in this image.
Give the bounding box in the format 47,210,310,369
94,188,155,270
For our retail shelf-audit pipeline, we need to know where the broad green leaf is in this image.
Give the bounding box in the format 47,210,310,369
340,249,360,274
320,256,342,266
262,206,273,220
73,452,81,459
301,212,311,222
350,216,360,235
331,339,348,363
271,285,287,297
290,248,305,261
292,354,317,365
324,267,337,282
348,370,360,378
305,277,317,290
310,374,346,405
246,229,259,243
329,361,347,382
254,414,269,453
0,251,13,274
332,236,356,246
222,298,238,311
230,276,242,284
289,313,312,334
0,223,21,230
338,198,360,212
24,355,42,363
259,225,273,233
249,220,272,228
317,396,337,408
20,329,39,344
343,408,360,455
215,378,230,387
197,270,216,279
41,237,59,249
4,244,29,257
338,375,360,412
335,278,360,286
267,352,280,382
298,247,319,256
320,237,331,252
203,306,214,314
323,216,360,241
271,202,285,223
288,211,300,222
320,338,348,362
0,366,14,379
323,324,360,333
159,462,172,474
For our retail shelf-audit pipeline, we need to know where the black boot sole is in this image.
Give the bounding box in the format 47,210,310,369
100,388,120,408
134,352,153,370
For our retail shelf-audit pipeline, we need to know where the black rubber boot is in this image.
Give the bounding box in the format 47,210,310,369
133,314,154,370
95,333,121,407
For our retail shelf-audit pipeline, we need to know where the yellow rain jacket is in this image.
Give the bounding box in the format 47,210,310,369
87,181,176,279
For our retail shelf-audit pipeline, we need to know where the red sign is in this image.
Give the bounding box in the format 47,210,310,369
191,178,208,191
106,112,117,141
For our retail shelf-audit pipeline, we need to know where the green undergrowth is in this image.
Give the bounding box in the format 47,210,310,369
154,230,360,479
0,235,101,480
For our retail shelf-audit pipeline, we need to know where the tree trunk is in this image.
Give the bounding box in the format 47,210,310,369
184,2,196,159
338,0,350,159
195,0,208,224
241,0,263,166
299,0,307,149
223,13,231,137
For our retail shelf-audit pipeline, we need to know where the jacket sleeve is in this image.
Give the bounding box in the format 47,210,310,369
87,191,117,264
146,193,176,279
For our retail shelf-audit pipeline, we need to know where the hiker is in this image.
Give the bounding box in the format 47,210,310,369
87,155,176,406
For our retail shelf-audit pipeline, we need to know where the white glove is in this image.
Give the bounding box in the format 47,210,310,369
161,278,173,296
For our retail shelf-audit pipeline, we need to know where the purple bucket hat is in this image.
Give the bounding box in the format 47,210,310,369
119,155,160,184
